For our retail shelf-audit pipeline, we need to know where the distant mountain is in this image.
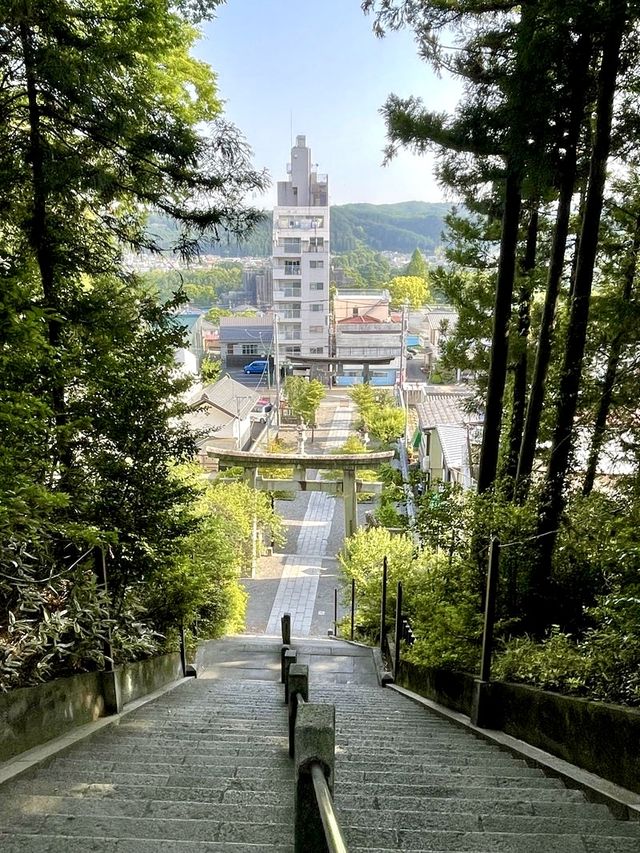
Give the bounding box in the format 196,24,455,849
330,202,453,254
145,201,453,258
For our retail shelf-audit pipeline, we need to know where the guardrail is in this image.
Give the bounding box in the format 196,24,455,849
281,613,349,853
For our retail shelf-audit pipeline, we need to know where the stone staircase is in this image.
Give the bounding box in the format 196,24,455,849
313,682,640,852
0,660,295,852
0,636,638,852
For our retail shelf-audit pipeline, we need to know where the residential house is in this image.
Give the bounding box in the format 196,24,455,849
333,290,402,386
219,314,274,370
415,390,481,489
184,375,260,466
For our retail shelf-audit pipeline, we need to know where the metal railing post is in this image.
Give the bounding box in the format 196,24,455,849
333,587,338,637
480,536,501,682
380,556,388,653
179,623,187,677
394,580,403,680
350,578,355,641
471,536,501,727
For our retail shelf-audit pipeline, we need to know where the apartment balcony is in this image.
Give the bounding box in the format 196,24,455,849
272,266,301,278
273,289,302,300
336,346,401,359
279,310,301,319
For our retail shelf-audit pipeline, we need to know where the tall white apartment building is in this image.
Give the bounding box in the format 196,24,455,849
272,135,329,360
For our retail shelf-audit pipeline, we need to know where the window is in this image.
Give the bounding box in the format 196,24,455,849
352,307,359,316
310,346,324,354
309,260,324,269
285,345,301,356
241,343,258,356
310,282,324,291
309,325,324,333
311,304,323,312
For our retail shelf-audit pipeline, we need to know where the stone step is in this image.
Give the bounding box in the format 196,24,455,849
73,743,289,758
31,768,294,787
344,826,640,852
51,754,291,771
338,768,550,785
334,793,606,816
101,731,289,745
1,815,292,846
335,777,581,798
4,795,293,823
335,756,531,771
0,835,290,853
10,779,293,803
339,808,640,836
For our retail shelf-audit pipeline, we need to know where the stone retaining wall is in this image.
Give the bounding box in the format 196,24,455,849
0,653,182,762
399,661,640,794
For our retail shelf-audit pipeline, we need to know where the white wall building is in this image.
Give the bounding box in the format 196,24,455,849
272,135,329,360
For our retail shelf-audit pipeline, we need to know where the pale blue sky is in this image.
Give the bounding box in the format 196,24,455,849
194,1,462,207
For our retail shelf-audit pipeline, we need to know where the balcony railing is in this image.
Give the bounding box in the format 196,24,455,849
274,290,302,300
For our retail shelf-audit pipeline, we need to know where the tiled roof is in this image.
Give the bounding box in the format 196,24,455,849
192,375,259,417
416,391,474,430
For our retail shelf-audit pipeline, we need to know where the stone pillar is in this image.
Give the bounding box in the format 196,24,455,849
287,663,309,758
101,670,122,716
284,648,297,704
343,466,357,540
294,703,335,853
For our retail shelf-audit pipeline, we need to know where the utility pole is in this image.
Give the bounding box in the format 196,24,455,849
400,300,409,443
273,311,281,428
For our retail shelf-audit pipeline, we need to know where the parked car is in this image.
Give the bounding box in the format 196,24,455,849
243,360,268,374
250,400,273,423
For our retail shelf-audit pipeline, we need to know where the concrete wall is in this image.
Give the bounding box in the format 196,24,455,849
399,661,640,794
0,653,182,762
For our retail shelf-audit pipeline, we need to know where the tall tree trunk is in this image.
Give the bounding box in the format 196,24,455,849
476,167,522,493
19,21,70,471
582,212,640,496
531,4,627,633
515,33,593,499
503,206,539,489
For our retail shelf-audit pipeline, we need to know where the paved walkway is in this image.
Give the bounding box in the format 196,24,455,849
244,393,367,638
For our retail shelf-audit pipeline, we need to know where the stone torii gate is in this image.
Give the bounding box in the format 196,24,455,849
207,449,395,540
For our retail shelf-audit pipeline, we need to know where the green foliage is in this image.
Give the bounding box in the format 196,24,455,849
368,407,406,445
140,266,243,308
0,0,268,688
331,202,451,254
284,377,325,425
200,357,222,384
387,275,430,308
148,201,453,259
339,527,480,670
349,386,404,445
338,528,417,630
332,243,391,289
335,435,367,455
493,598,640,706
405,248,429,279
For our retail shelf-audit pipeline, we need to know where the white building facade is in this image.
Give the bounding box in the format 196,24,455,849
272,135,329,360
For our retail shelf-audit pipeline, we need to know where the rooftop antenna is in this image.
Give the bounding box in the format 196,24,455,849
290,111,293,150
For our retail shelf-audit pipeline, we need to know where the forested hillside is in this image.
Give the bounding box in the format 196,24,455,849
146,201,452,257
